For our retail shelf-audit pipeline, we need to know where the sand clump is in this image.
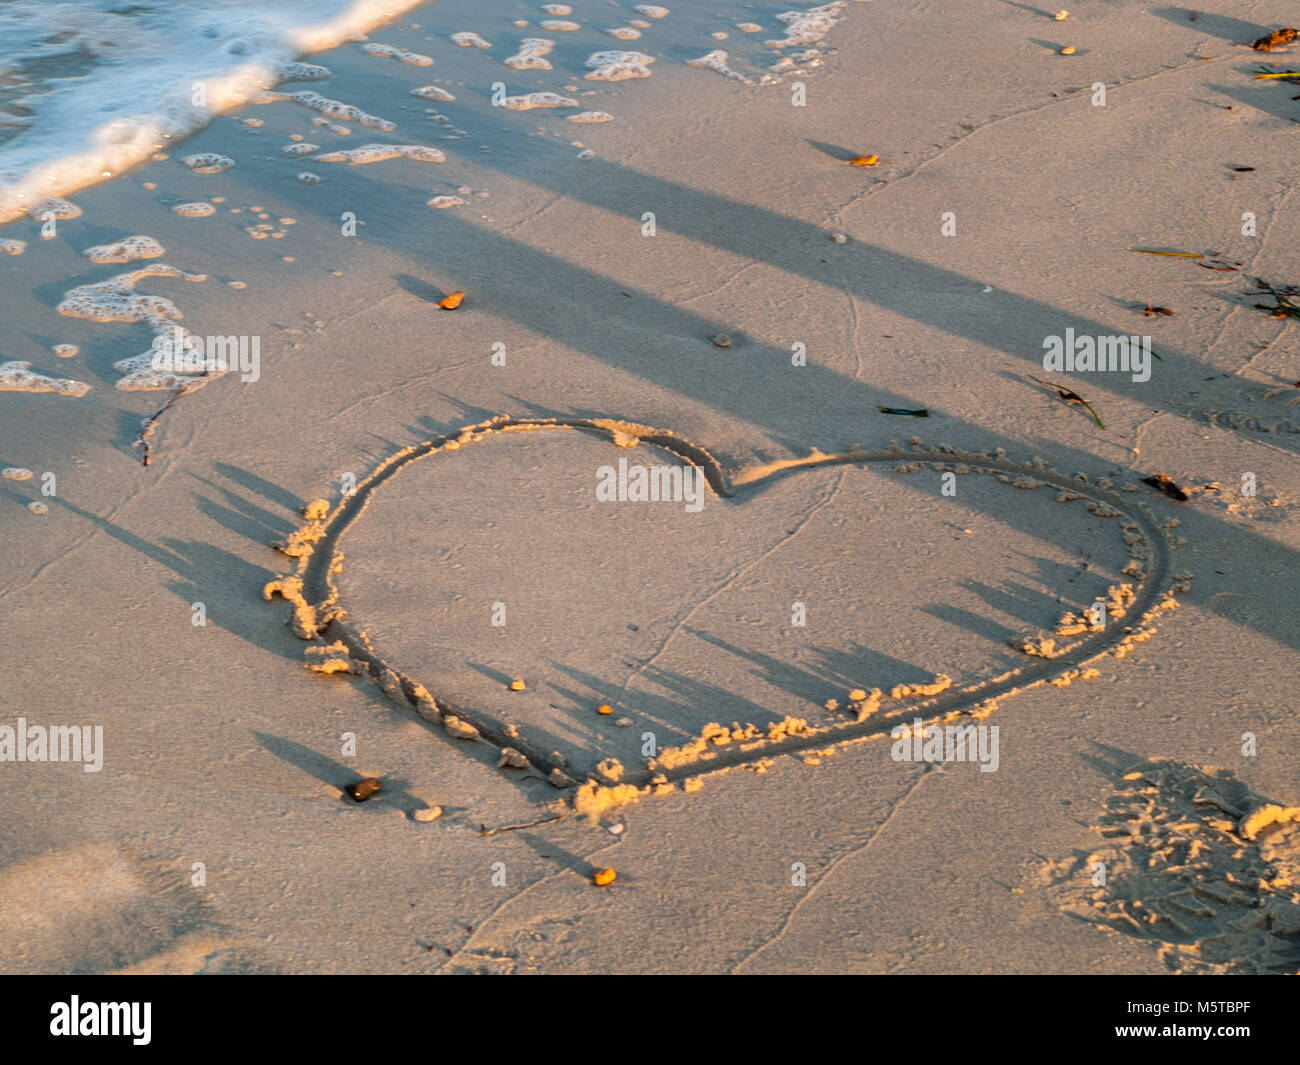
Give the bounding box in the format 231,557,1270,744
498,748,531,769
574,781,644,819
889,675,953,701
650,717,813,772
304,642,360,675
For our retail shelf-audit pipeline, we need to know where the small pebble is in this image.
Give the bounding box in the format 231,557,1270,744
345,777,382,802
711,334,732,348
831,232,847,244
508,678,526,691
412,806,443,822
1054,10,1068,19
1060,45,1076,54
593,867,617,886
28,501,48,515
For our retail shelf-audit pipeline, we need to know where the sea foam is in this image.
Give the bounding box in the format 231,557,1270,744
0,0,425,223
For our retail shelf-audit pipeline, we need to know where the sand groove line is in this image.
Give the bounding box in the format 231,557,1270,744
269,415,1178,800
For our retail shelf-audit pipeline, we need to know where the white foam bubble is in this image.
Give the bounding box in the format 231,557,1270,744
57,264,205,324
0,238,26,255
767,3,844,48
2,467,35,480
606,27,643,40
541,3,573,13
451,31,491,48
568,111,615,123
361,42,433,65
500,92,579,110
0,361,91,397
687,50,753,84
298,171,322,184
427,195,466,208
584,50,655,80
634,5,671,17
182,153,235,174
280,62,333,81
55,265,233,390
52,344,79,358
83,235,166,264
281,142,320,157
314,143,445,164
412,86,456,102
505,39,556,71
540,21,580,32
255,89,395,130
25,196,82,220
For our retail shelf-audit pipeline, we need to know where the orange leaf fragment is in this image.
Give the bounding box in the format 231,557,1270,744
848,153,878,167
439,291,465,309
593,867,617,886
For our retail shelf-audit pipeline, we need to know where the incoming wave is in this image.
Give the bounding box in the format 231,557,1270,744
0,0,423,223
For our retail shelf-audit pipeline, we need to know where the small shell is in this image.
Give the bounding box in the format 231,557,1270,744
509,678,526,691
593,867,617,886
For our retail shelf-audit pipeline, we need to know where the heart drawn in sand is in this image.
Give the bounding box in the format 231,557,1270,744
263,416,1185,815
